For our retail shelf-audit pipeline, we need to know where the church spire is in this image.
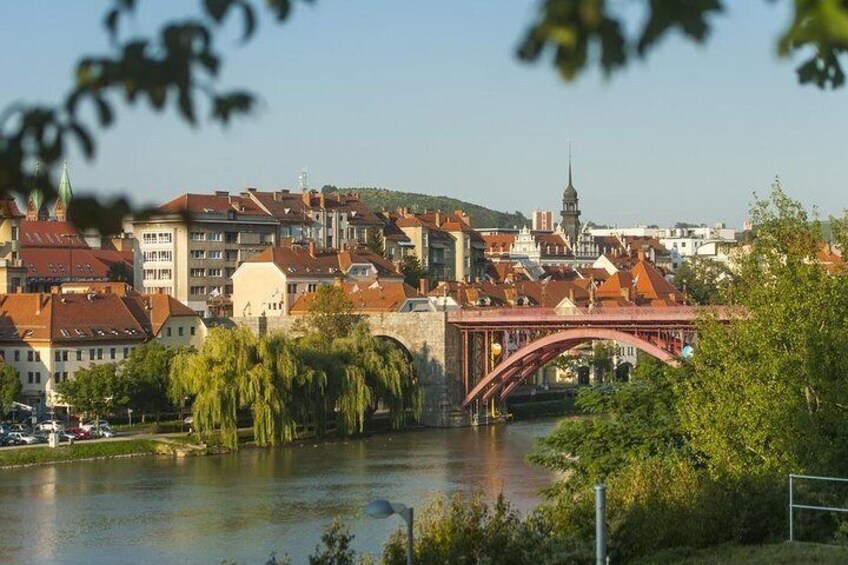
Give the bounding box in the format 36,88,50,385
27,162,48,221
58,161,73,206
54,161,73,222
568,142,573,189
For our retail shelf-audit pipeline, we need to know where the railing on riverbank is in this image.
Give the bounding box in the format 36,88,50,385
789,473,848,542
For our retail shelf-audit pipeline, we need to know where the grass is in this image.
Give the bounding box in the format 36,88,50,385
635,542,848,564
0,439,160,467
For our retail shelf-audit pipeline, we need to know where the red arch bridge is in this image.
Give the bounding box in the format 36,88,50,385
448,306,732,411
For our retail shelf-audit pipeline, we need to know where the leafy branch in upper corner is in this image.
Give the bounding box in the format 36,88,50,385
0,0,312,234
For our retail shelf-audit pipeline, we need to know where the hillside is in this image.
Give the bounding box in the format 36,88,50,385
324,186,529,229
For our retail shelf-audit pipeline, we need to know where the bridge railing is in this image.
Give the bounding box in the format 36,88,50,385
447,305,724,324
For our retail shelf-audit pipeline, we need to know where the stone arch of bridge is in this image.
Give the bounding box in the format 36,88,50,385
461,327,680,407
373,333,415,361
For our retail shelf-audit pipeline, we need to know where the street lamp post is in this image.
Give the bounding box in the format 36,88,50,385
365,499,413,565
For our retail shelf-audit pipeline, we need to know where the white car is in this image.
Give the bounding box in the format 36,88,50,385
35,420,65,432
6,432,38,445
95,426,118,438
81,420,110,432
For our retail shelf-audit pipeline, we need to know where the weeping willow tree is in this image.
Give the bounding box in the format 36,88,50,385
332,324,422,432
169,326,258,449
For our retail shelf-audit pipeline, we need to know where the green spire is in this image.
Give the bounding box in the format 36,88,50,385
58,161,73,206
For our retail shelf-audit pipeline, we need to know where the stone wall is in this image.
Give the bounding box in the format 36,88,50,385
230,312,465,427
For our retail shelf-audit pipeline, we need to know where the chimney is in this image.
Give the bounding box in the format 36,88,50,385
435,211,442,226
215,190,229,197
418,278,429,295
308,241,316,258
246,187,257,193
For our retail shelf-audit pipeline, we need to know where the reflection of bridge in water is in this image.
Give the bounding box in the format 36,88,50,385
448,306,731,411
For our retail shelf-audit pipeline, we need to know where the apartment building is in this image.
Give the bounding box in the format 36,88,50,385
241,188,383,249
0,283,204,412
132,192,279,316
383,209,486,282
0,196,25,292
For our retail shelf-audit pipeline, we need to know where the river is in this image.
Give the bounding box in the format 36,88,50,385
0,419,559,564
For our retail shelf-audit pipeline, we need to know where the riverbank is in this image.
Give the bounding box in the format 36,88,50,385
0,439,163,469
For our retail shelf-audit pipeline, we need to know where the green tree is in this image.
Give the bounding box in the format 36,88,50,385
679,182,848,477
169,326,258,449
307,520,357,565
0,364,22,416
331,325,422,432
590,341,616,382
122,341,177,421
56,363,128,423
301,284,361,341
107,261,134,285
364,228,385,257
399,256,428,289
673,256,734,305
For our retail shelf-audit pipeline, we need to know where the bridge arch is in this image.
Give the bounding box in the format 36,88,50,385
373,333,415,361
462,327,680,407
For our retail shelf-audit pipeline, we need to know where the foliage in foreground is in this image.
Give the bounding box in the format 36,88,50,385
528,184,848,560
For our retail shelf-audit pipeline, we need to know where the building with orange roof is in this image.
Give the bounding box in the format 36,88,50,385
382,208,486,282
131,190,280,316
0,283,203,411
231,244,403,317
289,280,433,314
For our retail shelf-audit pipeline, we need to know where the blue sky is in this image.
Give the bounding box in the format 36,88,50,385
1,1,845,227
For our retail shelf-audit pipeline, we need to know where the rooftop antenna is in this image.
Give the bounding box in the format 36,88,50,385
298,167,309,192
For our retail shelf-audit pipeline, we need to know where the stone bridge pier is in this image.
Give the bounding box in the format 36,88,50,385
232,312,465,427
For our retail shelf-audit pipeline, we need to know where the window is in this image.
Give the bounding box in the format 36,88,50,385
225,267,236,278
35,352,40,362
167,327,172,337
190,232,206,241
208,232,223,242
190,326,196,336
207,268,222,277
307,284,318,292
14,350,19,362
178,326,184,336
89,348,95,360
190,286,205,295
123,347,129,358
287,283,298,294
35,372,41,384
208,250,222,260
27,372,33,384
27,351,33,362
54,372,60,384
62,350,68,361
11,226,18,241
97,349,103,360
190,250,205,260
190,268,205,278
62,371,68,382
224,284,233,295
110,348,116,360
76,350,82,361
225,232,238,244
55,351,61,362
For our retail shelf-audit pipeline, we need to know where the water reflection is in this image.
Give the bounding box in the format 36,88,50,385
0,420,557,564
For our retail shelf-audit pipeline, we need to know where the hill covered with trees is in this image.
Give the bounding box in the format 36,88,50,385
322,186,529,229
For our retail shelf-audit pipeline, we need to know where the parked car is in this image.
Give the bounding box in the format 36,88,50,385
65,427,93,440
81,420,110,432
96,426,118,438
6,432,38,445
35,420,65,432
9,424,30,434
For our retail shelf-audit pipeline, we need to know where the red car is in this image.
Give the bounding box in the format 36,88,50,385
65,427,93,440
